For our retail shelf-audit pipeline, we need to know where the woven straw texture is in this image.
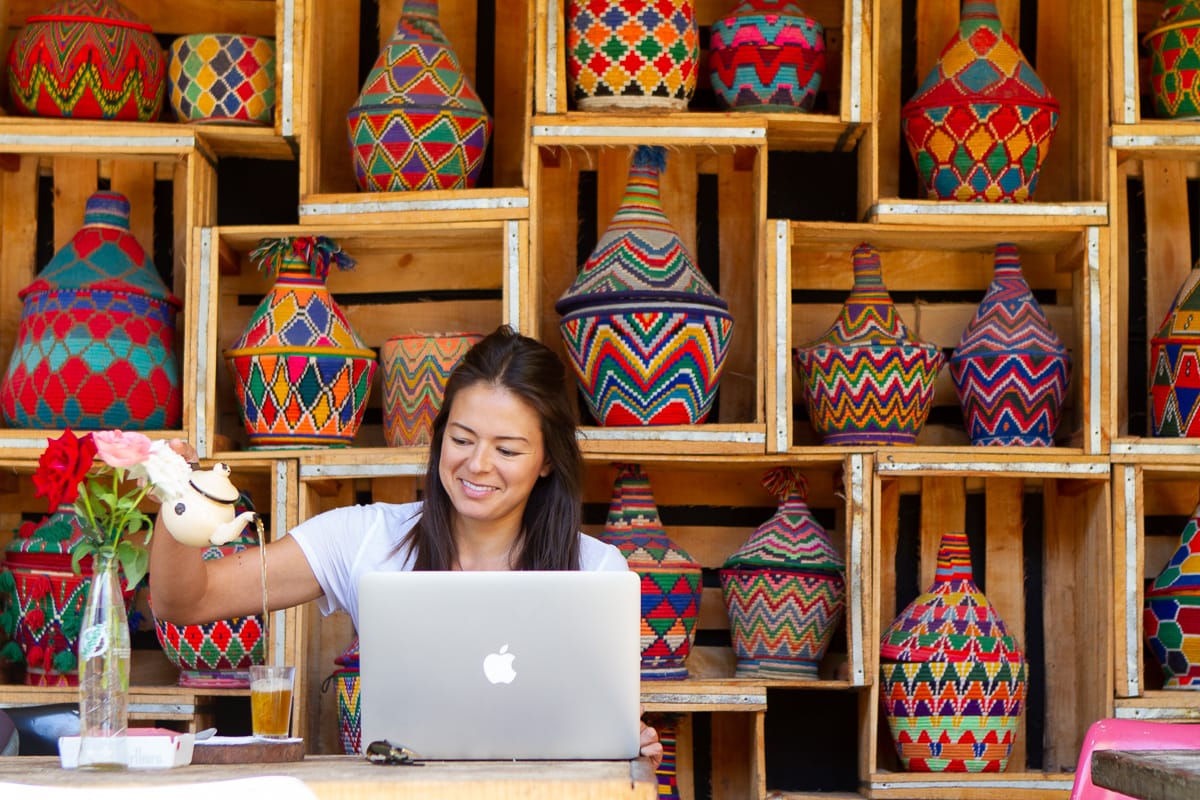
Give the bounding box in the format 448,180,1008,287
168,33,276,124
720,468,846,678
1151,265,1200,436
566,0,699,110
1145,0,1200,119
709,0,825,111
0,192,181,430
794,243,942,445
601,464,702,680
557,146,733,426
224,237,377,448
348,0,491,192
1145,500,1200,687
7,0,165,120
380,333,481,447
949,243,1071,446
900,0,1058,202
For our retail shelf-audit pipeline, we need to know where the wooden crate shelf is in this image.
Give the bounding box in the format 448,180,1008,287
779,222,1106,454
194,221,522,460
869,465,1112,791
0,0,296,159
296,0,532,224
866,0,1109,223
534,0,871,154
0,146,216,457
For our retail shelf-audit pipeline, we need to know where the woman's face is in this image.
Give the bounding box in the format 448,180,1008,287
439,382,552,538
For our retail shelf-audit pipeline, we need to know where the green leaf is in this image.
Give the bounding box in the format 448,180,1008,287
71,543,92,575
117,541,149,589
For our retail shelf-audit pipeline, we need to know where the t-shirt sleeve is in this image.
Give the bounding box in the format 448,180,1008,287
288,504,376,617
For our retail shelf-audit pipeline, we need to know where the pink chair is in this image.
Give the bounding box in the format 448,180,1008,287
1070,718,1200,800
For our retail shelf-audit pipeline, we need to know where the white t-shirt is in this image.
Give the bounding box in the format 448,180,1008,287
288,501,628,631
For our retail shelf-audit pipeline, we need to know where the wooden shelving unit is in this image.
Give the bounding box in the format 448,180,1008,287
4,1,1200,798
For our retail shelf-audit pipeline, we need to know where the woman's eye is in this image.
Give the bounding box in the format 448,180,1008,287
450,436,471,447
497,448,516,457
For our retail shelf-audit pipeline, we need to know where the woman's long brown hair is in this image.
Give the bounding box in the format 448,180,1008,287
398,325,583,571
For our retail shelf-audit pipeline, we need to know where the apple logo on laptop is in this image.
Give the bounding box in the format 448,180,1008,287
483,644,517,684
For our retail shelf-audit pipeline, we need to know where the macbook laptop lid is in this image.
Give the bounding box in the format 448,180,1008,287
357,570,642,760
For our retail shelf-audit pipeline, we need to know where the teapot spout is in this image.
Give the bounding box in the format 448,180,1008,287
210,511,259,546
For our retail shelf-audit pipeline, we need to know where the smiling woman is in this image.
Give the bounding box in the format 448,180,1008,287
147,325,663,767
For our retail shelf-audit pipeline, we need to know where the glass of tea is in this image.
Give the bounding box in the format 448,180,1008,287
249,664,295,739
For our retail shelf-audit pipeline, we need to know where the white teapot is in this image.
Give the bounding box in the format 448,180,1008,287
159,463,258,547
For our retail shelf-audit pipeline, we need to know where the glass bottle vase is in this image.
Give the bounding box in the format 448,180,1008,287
76,552,131,769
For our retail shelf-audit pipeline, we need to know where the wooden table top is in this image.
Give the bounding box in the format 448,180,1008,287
0,755,658,799
1091,749,1200,800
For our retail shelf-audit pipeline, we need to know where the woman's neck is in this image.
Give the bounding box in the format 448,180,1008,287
452,519,521,571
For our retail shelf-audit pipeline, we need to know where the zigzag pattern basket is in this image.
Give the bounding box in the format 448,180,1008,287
347,0,492,192
880,659,1026,772
380,333,481,447
709,1,825,111
7,0,165,120
557,146,733,426
168,33,276,124
900,0,1058,202
720,468,846,678
601,464,703,680
566,0,698,111
794,243,942,445
333,638,361,754
949,243,1071,446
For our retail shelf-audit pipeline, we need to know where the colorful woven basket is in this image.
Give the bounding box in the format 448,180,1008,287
380,333,481,447
167,33,276,125
709,0,825,111
720,468,845,679
7,0,165,120
879,530,1027,773
949,243,1071,446
224,236,377,449
151,504,263,687
1151,264,1200,437
601,464,702,680
556,146,734,426
794,243,943,445
0,191,182,430
0,506,135,687
1145,1,1200,120
347,0,492,192
566,0,699,111
900,0,1059,202
331,638,361,754
1145,499,1200,687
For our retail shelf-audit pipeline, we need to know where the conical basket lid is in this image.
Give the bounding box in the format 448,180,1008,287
903,0,1057,114
602,463,700,571
556,146,727,315
722,468,844,572
226,236,374,355
352,0,487,113
25,0,151,29
20,192,179,306
953,243,1069,357
1146,0,1200,43
880,531,1022,662
1152,263,1200,342
798,243,931,350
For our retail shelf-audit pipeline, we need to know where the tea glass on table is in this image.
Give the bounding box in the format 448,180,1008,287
249,664,295,739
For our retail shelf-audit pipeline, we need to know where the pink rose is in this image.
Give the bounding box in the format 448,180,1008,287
93,430,153,469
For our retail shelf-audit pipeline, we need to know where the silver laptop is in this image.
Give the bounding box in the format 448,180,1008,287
357,570,642,760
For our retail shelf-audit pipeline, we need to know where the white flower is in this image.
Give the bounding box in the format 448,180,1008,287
140,440,193,503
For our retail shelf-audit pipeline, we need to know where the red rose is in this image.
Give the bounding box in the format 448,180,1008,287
32,429,97,511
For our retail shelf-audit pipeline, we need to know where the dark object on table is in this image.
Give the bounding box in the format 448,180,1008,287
2,703,78,755
0,709,16,756
365,739,421,766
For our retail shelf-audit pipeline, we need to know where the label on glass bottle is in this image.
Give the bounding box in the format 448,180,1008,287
78,625,108,660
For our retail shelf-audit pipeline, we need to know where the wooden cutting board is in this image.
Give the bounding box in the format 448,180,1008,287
192,739,305,764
